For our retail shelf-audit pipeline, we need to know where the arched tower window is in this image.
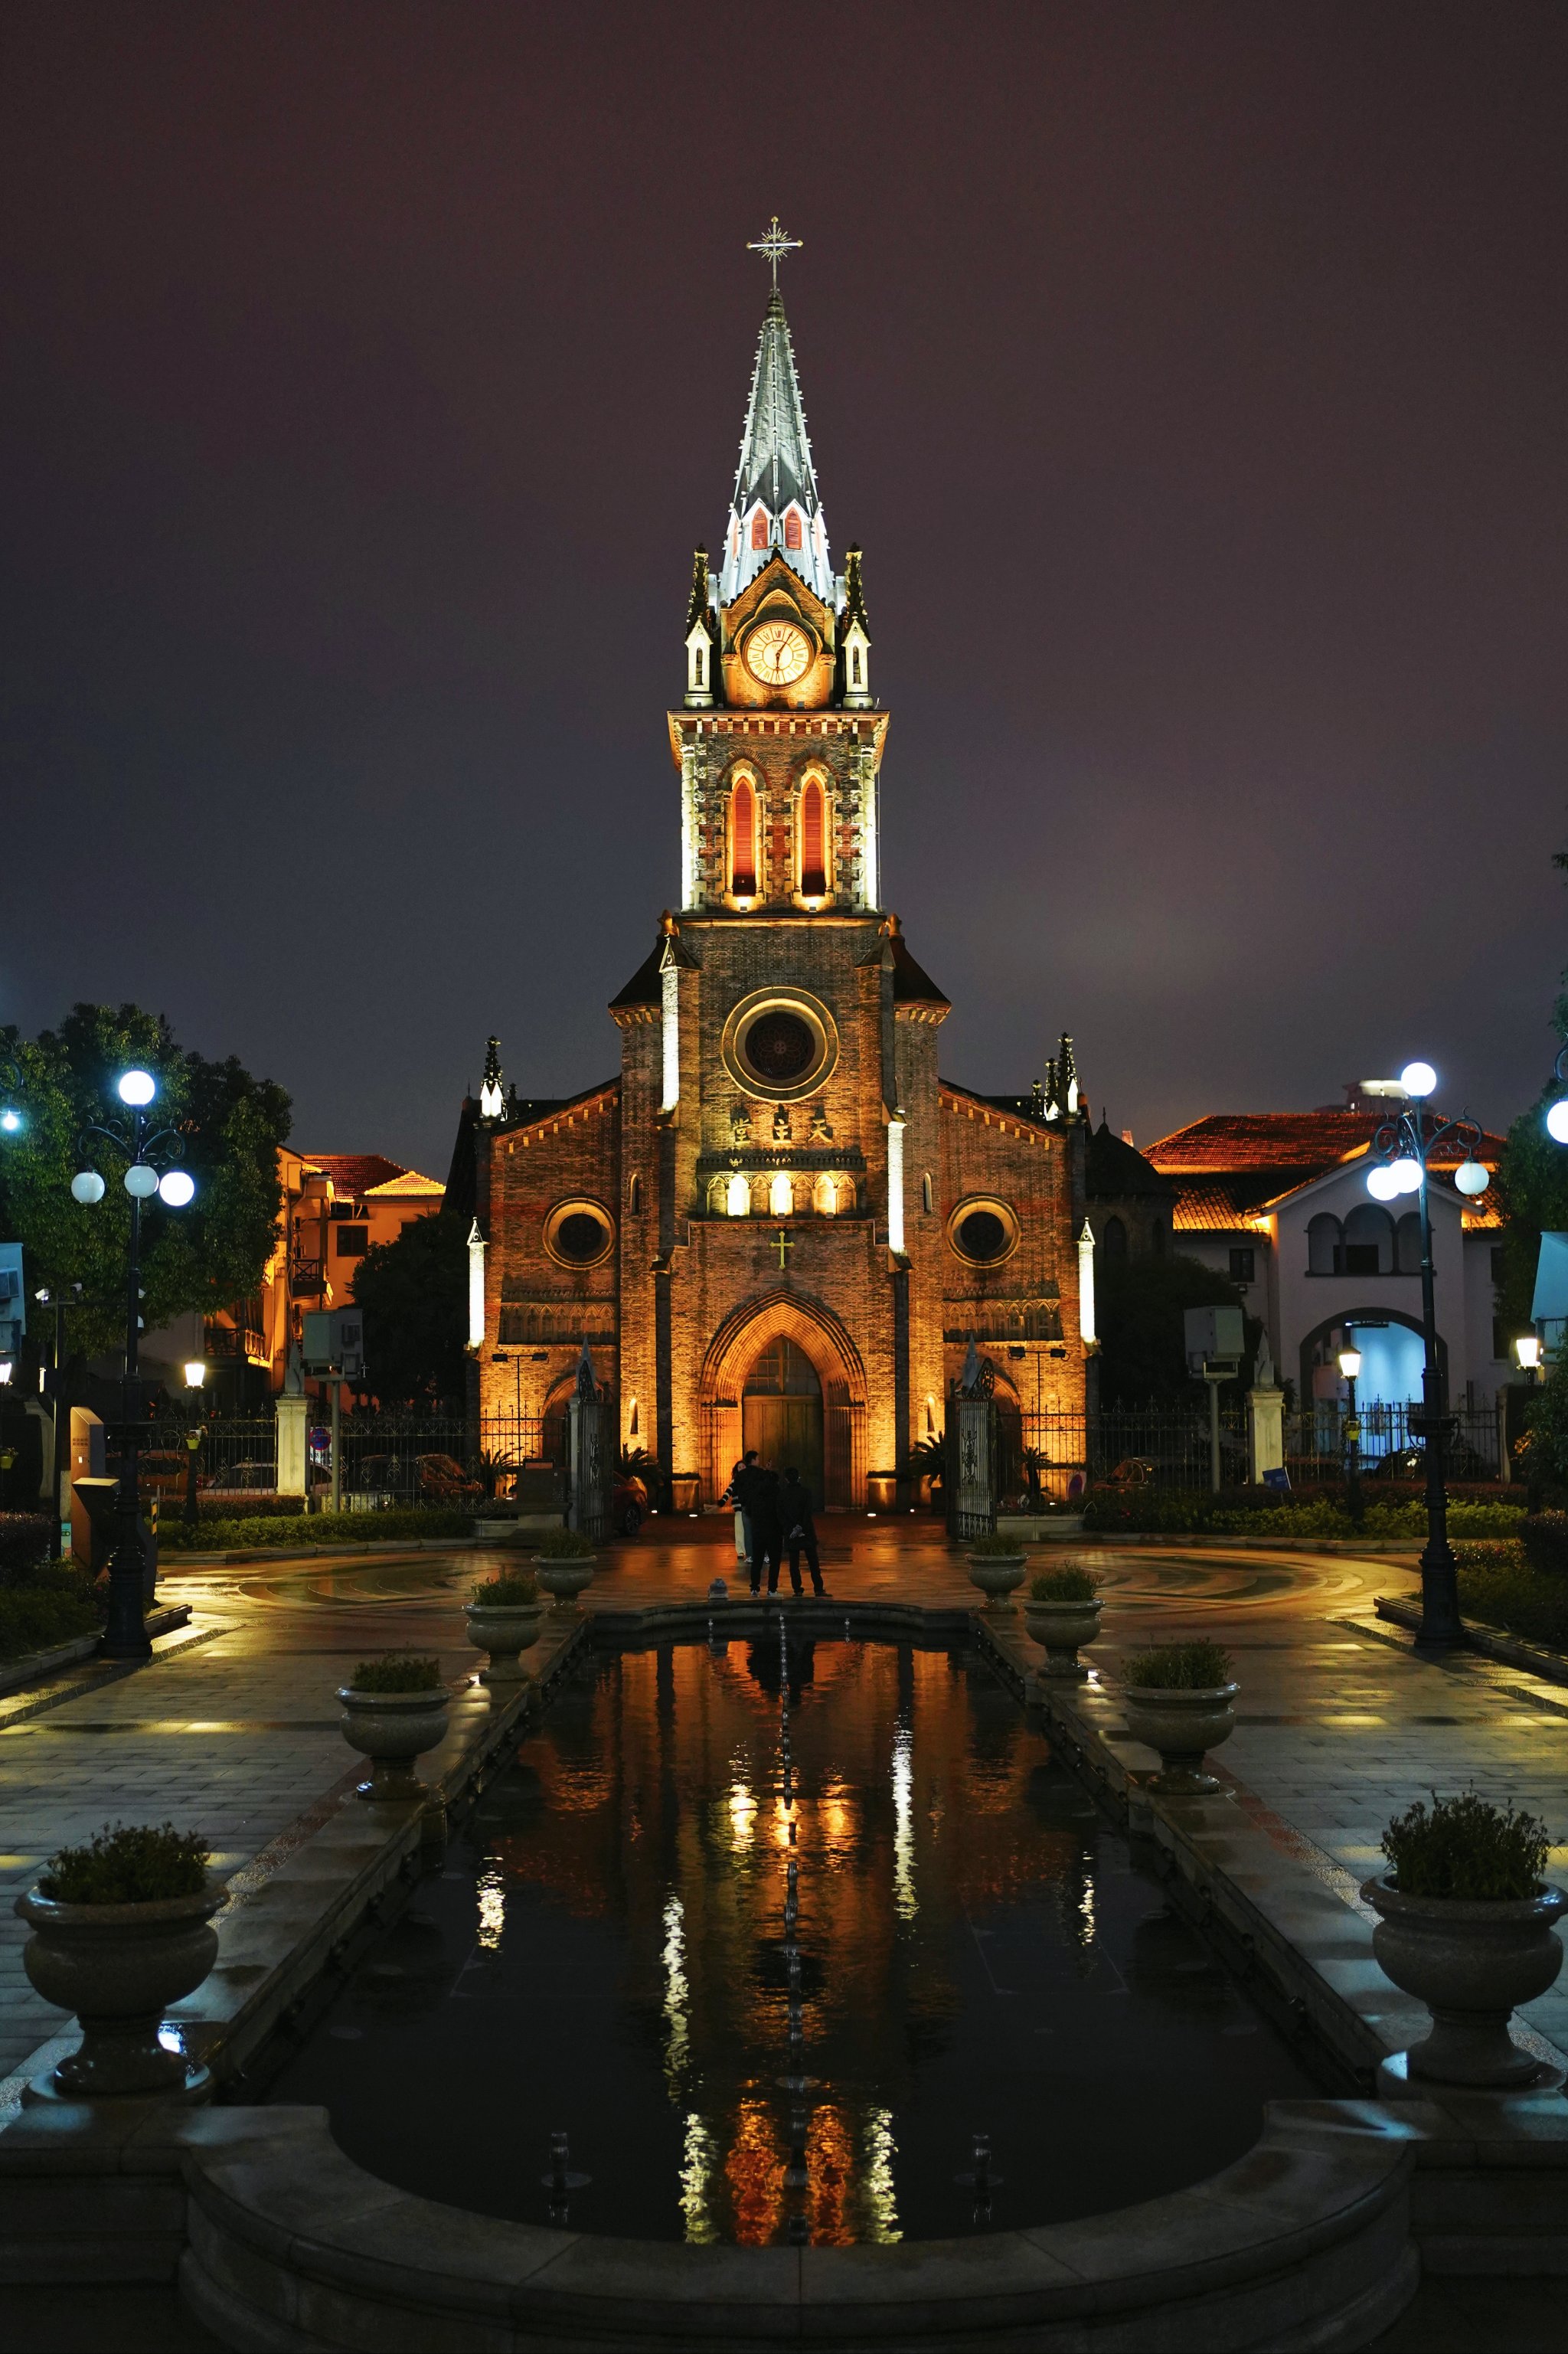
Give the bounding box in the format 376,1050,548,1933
769,1172,793,1217
730,776,757,897
629,1173,642,1215
799,777,826,897
1102,1215,1127,1263
851,646,862,684
726,1173,750,1218
750,508,769,551
920,1172,933,1215
694,647,704,685
784,508,802,549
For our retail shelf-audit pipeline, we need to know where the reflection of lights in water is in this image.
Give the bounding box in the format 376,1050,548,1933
662,1894,690,2083
679,2110,718,2243
892,1725,916,1921
728,1781,756,1848
771,1797,795,1846
726,2098,786,2244
477,1867,505,1950
1079,1879,1096,1946
861,2106,902,2242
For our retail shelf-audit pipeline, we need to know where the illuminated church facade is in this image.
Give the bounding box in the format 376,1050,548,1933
456,235,1091,1506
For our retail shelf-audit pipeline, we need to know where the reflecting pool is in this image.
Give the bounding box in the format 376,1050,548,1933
266,1635,1321,2243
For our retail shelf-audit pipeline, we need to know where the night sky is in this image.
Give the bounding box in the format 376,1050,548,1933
5,5,1566,1178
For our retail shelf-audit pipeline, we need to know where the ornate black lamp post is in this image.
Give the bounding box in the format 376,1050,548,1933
73,1069,196,1661
1366,1061,1490,1649
182,1359,207,1533
1337,1342,1362,1518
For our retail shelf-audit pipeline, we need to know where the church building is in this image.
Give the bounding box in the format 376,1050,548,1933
454,233,1091,1509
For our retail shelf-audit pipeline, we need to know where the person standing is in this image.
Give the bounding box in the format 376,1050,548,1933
776,1465,825,1597
726,1448,759,1568
748,1461,783,1597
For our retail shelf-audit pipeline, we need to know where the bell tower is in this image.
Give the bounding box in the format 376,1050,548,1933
669,220,884,917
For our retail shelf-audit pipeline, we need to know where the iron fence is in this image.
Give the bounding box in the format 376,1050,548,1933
123,1418,279,1500
1007,1409,1250,1499
1284,1402,1500,1482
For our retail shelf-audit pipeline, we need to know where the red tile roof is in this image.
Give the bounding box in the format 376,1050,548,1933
302,1154,409,1197
1147,1110,1505,1182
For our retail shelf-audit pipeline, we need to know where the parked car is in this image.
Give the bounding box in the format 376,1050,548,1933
613,1468,648,1536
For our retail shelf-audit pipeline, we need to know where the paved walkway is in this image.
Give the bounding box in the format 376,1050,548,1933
3,1522,1566,2096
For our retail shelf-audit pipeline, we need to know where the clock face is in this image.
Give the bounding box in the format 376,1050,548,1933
744,618,812,689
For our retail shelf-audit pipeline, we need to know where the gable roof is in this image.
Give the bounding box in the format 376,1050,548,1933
301,1153,408,1197
1086,1120,1175,1201
1146,1110,1508,1231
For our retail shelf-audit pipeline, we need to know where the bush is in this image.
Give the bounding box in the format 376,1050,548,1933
965,1530,1028,1557
159,1507,475,1551
350,1652,443,1692
1521,1513,1568,1576
40,1821,210,1904
1082,1492,1212,1534
471,1571,540,1608
0,1514,52,1582
534,1527,596,1559
1079,1493,1525,1541
1381,1790,1550,1901
1029,1563,1100,1602
0,1585,100,1661
1126,1640,1233,1690
1449,1539,1568,1650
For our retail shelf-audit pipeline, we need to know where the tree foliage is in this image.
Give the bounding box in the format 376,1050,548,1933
0,1004,291,1355
1096,1251,1259,1407
351,1210,467,1407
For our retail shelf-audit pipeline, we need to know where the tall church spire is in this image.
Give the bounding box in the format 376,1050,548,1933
718,226,835,609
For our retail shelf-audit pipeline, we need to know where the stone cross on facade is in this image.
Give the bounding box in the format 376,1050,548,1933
774,1228,794,1272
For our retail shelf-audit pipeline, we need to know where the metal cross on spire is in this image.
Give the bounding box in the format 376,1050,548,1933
747,215,802,288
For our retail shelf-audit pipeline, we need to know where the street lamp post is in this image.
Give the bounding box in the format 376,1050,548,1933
183,1359,207,1533
74,1070,197,1661
1365,1061,1489,1649
1338,1342,1363,1518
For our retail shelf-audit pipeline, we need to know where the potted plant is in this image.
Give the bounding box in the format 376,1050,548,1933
1024,1563,1102,1678
15,1822,224,2099
1361,1790,1567,2088
465,1571,544,1682
1119,1642,1238,1793
337,1653,451,1800
963,1529,1029,1608
533,1525,597,1610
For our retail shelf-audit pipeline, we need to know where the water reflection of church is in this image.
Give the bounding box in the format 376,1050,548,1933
451,232,1089,1499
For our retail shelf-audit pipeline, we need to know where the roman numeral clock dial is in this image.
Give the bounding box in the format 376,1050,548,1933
743,619,812,689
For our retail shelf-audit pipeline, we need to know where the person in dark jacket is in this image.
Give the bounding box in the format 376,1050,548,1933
744,1461,783,1596
775,1466,825,1597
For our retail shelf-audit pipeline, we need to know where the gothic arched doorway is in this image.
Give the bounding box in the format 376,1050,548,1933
742,1336,823,1502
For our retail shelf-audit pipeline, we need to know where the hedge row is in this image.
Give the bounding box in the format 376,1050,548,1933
1452,1540,1568,1651
0,1562,103,1662
1080,1493,1527,1539
158,1507,476,1551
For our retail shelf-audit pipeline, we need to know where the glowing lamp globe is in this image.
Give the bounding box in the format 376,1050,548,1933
70,1170,106,1205
184,1359,207,1388
1338,1347,1362,1380
117,1069,156,1107
1454,1160,1489,1198
1516,1335,1542,1372
1367,1164,1400,1202
1400,1061,1437,1099
1,1107,21,1133
1391,1156,1423,1195
158,1169,195,1208
123,1164,159,1198
1547,1100,1568,1146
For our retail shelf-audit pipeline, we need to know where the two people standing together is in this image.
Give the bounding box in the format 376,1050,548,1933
727,1450,826,1598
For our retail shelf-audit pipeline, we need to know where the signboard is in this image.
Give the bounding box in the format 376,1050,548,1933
0,1242,24,1360
301,1309,366,1381
1184,1303,1244,1372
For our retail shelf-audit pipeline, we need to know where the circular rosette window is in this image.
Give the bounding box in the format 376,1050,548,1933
946,1195,1020,1268
720,990,838,1102
543,1199,616,1270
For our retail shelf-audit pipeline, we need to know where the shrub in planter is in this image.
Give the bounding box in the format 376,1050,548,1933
465,1571,544,1682
17,1822,224,2098
338,1653,450,1800
1120,1642,1238,1795
0,1513,52,1581
1362,1790,1566,2088
1024,1563,1102,1679
1521,1512,1568,1578
0,1584,101,1661
533,1526,597,1609
964,1528,1027,1609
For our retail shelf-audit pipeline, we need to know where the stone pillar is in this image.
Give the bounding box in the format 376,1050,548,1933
1247,1385,1285,1485
276,1394,307,1497
67,1407,107,1567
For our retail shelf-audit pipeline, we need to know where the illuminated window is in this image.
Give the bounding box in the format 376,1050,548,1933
629,1173,642,1215
814,1172,837,1215
799,778,825,896
730,777,757,897
726,1173,750,1217
750,508,769,551
920,1172,933,1215
784,508,802,549
769,1172,793,1217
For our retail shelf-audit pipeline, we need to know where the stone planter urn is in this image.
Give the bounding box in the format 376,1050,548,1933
15,1878,227,2100
464,1598,544,1683
964,1551,1028,1610
1120,1682,1239,1794
534,1554,596,1611
1024,1595,1103,1679
1360,1875,1568,2088
337,1685,451,1800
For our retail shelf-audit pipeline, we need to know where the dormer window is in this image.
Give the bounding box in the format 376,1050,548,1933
750,508,769,551
694,647,704,685
784,508,802,549
851,646,862,685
